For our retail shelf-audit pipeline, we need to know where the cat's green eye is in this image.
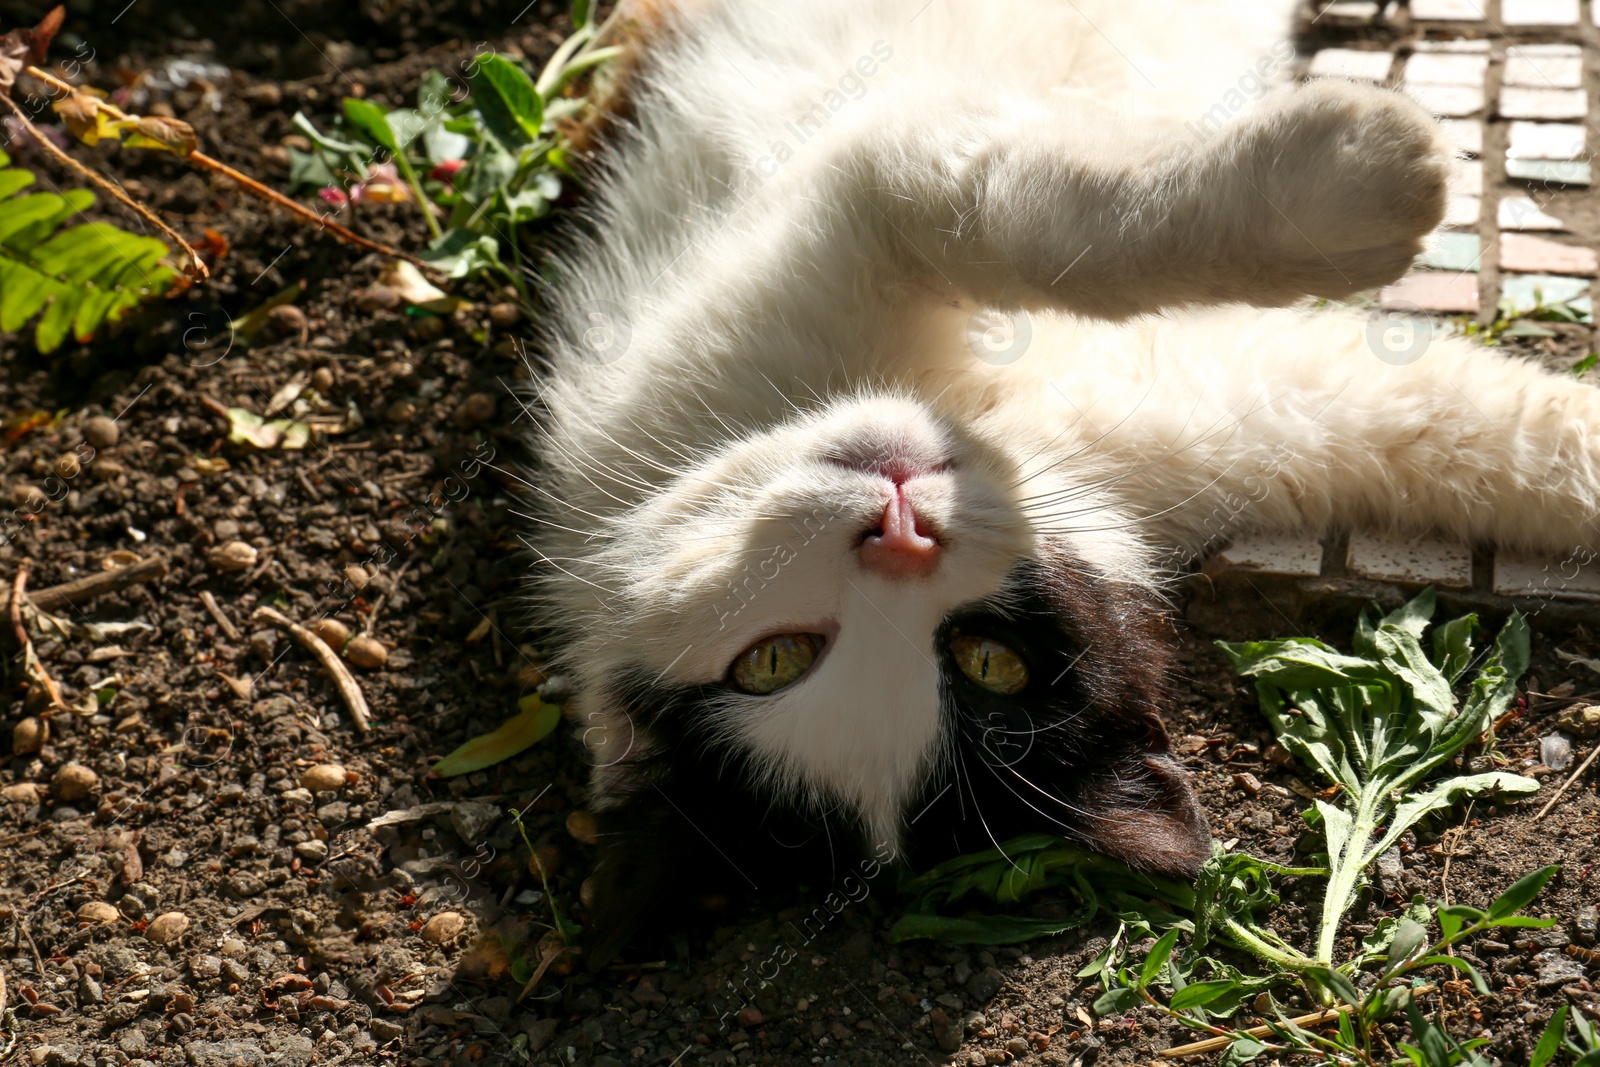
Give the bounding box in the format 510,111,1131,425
729,633,819,694
950,634,1028,694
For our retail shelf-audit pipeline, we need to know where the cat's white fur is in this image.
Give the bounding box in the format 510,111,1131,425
528,0,1600,857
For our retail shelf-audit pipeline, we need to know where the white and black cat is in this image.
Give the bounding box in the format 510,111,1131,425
522,0,1600,959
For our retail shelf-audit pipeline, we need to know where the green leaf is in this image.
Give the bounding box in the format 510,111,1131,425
888,910,1089,945
1437,905,1483,943
571,0,592,29
1218,1035,1268,1067
1374,773,1540,861
1487,865,1558,920
469,53,543,148
1386,918,1428,971
1306,966,1360,1007
1091,985,1144,1016
431,697,562,777
1415,955,1489,995
292,111,369,156
1429,613,1479,685
1170,980,1240,1011
343,97,401,154
1140,929,1181,990
420,229,504,278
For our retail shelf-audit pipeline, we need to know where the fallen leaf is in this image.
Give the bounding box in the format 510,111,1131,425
117,115,198,156
25,6,63,64
0,31,28,96
379,260,470,313
226,407,312,450
1556,649,1600,675
432,697,561,777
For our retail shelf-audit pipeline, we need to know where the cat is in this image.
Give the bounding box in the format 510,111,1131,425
520,0,1600,961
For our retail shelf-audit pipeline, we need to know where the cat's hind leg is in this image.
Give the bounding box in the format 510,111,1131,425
1051,308,1600,560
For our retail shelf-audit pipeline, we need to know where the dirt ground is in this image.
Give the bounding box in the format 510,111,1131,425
1,3,1598,1067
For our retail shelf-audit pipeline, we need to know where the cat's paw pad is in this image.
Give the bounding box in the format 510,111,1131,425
1232,79,1453,299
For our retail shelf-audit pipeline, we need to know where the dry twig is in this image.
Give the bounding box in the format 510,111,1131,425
0,555,166,616
1161,987,1438,1058
251,606,371,732
198,590,242,641
0,93,207,277
24,65,434,271
8,562,64,711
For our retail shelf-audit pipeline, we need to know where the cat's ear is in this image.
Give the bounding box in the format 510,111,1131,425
1073,753,1211,877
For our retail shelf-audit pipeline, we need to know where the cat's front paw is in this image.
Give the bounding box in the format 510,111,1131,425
1225,79,1453,300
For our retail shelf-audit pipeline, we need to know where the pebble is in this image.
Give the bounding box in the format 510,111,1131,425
358,285,401,312
1,782,41,804
1555,705,1600,738
1231,771,1262,797
209,541,259,573
345,637,387,669
421,912,467,944
300,763,347,793
190,954,223,980
77,901,121,924
736,1006,763,1027
369,1019,404,1042
488,303,522,328
566,809,600,845
966,966,1004,1003
310,618,351,649
244,82,283,106
265,305,307,338
1574,906,1598,945
12,716,47,754
52,453,80,479
311,366,335,393
53,763,98,801
294,839,329,862
454,393,496,425
11,483,46,509
146,912,191,945
84,415,119,449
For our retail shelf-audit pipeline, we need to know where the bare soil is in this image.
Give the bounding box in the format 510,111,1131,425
0,4,1597,1067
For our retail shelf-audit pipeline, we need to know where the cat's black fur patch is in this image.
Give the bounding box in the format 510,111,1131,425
584,546,1208,965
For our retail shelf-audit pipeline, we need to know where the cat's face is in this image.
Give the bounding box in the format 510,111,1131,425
554,393,1209,958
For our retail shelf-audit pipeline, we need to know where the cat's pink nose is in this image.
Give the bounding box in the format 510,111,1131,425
860,487,940,578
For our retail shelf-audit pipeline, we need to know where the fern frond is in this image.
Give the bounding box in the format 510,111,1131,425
0,149,178,353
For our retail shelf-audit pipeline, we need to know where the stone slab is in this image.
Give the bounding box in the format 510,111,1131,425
1437,118,1483,155
1494,552,1600,599
1500,273,1593,318
1499,232,1599,275
1412,38,1491,50
1498,86,1587,120
1308,48,1396,81
1500,0,1579,23
1318,0,1382,22
1215,534,1325,578
1409,0,1485,17
1417,231,1482,271
1405,82,1484,116
1451,158,1483,196
1498,195,1567,231
1444,195,1481,227
1506,121,1586,160
1403,52,1489,84
1504,46,1584,88
1380,270,1479,311
1505,158,1592,186
1346,532,1472,588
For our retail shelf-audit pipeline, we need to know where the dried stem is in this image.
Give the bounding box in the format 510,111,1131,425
24,64,437,273
8,560,66,712
252,605,371,732
0,92,208,278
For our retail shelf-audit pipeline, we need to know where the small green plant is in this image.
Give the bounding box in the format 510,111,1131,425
894,591,1559,1065
0,149,178,352
1219,588,1536,964
291,1,617,297
1533,1007,1600,1067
